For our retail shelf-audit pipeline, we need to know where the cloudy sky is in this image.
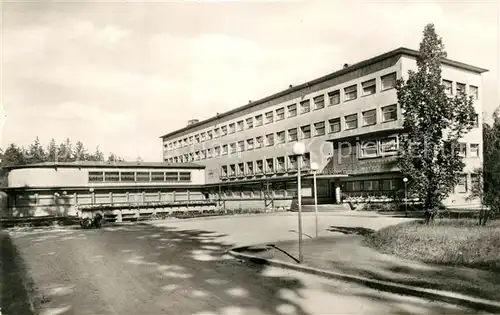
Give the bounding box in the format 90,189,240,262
2,0,499,161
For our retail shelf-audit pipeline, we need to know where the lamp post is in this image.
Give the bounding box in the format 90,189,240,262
403,177,408,217
310,162,320,238
293,142,306,263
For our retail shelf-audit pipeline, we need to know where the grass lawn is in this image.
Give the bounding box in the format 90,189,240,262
365,219,500,271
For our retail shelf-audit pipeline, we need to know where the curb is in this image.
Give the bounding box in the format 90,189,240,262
227,246,500,313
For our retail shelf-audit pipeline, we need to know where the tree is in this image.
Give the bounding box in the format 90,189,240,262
468,109,500,225
396,24,476,224
26,137,46,164
46,138,58,162
1,144,26,167
89,146,105,162
73,141,88,161
57,138,73,162
107,153,124,162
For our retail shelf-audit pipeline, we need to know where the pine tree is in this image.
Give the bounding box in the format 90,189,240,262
396,24,476,224
46,138,58,162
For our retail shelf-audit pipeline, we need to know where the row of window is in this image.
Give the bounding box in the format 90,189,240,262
352,139,480,159
165,104,399,163
442,79,479,98
341,179,400,192
220,153,311,178
88,171,192,183
164,72,400,151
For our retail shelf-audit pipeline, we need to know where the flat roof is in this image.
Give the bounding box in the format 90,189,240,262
160,47,488,140
4,161,205,171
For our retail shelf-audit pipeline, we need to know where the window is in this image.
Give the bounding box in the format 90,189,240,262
151,172,165,182
200,149,206,159
221,125,228,136
382,179,398,191
255,114,263,126
380,137,398,154
136,172,150,182
362,109,377,126
200,132,206,142
471,173,480,190
288,155,298,170
255,136,264,149
221,166,228,177
230,143,236,154
214,128,220,138
288,104,297,117
329,118,341,133
229,164,236,177
302,153,310,169
362,79,376,96
328,90,340,106
194,151,200,160
238,141,245,152
473,113,479,128
360,140,378,158
458,142,467,157
166,172,178,182
456,82,466,94
443,80,453,95
277,157,285,172
105,172,120,182
345,114,358,130
237,120,244,132
173,157,178,163
288,128,298,142
229,123,236,134
300,124,311,139
246,161,254,175
255,160,263,174
246,117,253,129
276,131,285,144
470,143,480,157
266,133,274,146
300,100,310,114
456,174,467,193
266,158,274,173
89,171,104,182
314,121,325,136
344,84,357,101
265,111,274,124
314,95,325,110
237,163,245,176
364,180,380,191
222,144,228,155
120,172,135,182
276,108,285,121
214,146,220,157
195,135,200,143
469,85,479,99
382,104,397,122
189,152,194,161
179,172,191,182
381,72,397,90
246,138,254,150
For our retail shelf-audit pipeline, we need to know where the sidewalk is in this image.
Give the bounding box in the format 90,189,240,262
238,231,500,303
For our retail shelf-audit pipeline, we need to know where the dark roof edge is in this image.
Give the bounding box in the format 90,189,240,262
160,47,488,140
2,163,206,171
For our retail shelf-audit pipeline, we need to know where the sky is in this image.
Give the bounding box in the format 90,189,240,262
1,0,499,161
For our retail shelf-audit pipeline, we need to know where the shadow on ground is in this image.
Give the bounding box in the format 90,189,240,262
238,225,500,314
0,231,36,315
4,224,311,315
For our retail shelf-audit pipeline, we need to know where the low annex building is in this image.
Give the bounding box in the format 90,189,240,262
3,161,212,219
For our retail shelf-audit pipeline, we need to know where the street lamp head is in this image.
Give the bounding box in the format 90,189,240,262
310,162,320,171
403,177,408,183
89,188,94,193
292,142,306,155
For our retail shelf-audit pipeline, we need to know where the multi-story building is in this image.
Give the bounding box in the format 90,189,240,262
161,47,487,210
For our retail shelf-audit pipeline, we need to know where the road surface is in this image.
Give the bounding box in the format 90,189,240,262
1,213,481,315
